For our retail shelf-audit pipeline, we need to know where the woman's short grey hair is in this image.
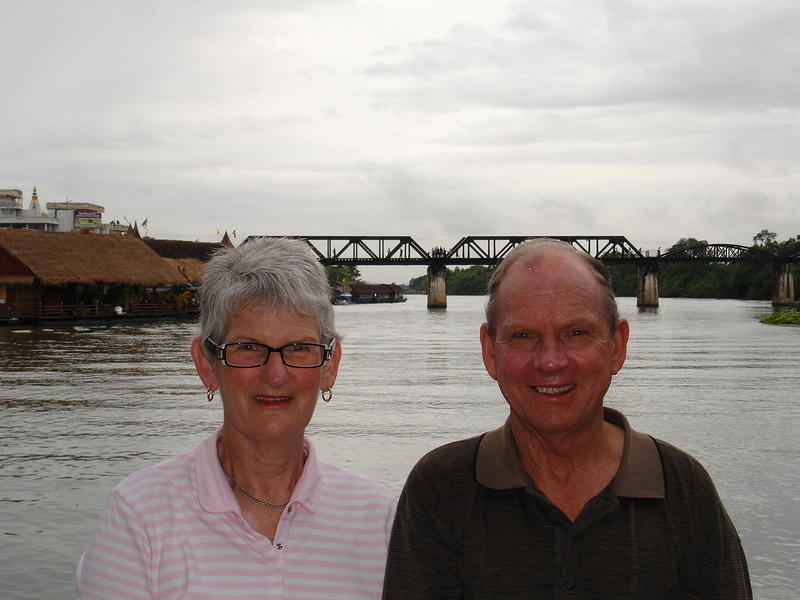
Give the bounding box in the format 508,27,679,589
485,238,619,335
198,237,337,357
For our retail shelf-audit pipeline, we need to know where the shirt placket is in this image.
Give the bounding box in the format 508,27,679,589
268,501,299,598
554,521,577,598
230,508,290,599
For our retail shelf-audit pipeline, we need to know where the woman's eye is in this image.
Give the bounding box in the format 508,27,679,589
287,343,310,353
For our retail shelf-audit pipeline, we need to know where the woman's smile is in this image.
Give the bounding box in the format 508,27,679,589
253,394,291,406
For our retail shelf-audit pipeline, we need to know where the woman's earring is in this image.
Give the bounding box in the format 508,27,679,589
321,389,333,403
207,388,216,402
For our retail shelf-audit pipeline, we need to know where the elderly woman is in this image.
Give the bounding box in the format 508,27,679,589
77,237,397,599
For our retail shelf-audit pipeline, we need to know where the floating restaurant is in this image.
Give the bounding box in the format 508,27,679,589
0,228,227,324
348,282,406,303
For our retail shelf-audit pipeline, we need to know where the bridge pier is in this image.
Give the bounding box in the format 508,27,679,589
636,261,660,307
772,262,795,307
427,264,447,309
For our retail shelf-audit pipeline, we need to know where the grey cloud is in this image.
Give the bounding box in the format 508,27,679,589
357,162,507,238
366,1,800,113
3,0,797,253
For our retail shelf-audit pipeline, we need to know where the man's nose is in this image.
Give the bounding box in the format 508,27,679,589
532,338,569,371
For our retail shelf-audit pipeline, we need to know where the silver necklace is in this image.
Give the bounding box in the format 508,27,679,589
217,454,289,510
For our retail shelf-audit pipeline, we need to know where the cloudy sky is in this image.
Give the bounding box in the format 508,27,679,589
2,0,798,282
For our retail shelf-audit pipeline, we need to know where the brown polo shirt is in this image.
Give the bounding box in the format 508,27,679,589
384,407,751,599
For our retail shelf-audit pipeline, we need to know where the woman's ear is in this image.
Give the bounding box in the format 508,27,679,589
191,336,218,390
321,341,342,391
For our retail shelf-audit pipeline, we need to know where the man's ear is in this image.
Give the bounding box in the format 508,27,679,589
191,336,218,390
611,319,630,375
480,323,498,381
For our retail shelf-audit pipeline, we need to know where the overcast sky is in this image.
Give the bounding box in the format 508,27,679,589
2,0,798,282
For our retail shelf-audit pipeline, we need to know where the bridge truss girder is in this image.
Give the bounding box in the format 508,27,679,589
303,236,431,266
245,236,792,266
247,235,645,266
446,236,645,264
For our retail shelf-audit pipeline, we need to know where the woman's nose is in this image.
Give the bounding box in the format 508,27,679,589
258,350,290,383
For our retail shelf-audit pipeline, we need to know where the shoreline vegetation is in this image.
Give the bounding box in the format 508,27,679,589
759,309,800,325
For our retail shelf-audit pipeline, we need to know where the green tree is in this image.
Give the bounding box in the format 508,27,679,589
406,266,493,295
753,229,777,249
407,274,427,292
666,237,708,252
606,264,637,296
447,265,493,294
325,265,361,284
775,234,800,257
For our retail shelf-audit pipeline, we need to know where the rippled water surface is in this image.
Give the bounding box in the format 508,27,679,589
1,296,798,598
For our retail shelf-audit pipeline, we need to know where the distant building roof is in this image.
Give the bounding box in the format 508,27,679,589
350,282,403,293
46,202,105,212
0,189,23,207
143,238,225,261
142,237,231,284
0,229,185,287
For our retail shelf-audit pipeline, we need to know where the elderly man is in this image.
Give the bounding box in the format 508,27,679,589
383,238,751,599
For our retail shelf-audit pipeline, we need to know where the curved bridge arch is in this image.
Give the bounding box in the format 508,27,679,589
659,244,775,263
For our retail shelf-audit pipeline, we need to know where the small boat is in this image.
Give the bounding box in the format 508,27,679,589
333,292,352,305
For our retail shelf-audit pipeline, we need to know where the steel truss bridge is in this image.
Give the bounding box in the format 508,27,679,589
246,235,797,266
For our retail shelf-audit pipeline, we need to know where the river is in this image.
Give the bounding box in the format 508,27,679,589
1,295,798,599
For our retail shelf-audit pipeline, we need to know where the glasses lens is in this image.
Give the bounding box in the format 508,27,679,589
281,343,325,368
224,343,270,367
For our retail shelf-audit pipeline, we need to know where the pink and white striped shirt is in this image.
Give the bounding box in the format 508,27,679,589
76,431,397,599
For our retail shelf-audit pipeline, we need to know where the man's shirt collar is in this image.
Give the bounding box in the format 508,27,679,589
476,407,665,499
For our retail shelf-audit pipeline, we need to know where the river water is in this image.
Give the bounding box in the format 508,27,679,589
1,295,797,599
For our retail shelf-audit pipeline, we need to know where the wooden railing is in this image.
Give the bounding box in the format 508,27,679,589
5,302,199,321
127,303,199,316
37,303,117,318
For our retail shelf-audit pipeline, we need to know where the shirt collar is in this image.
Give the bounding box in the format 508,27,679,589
197,428,323,514
475,407,665,499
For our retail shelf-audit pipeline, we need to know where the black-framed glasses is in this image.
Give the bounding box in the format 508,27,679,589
206,338,334,369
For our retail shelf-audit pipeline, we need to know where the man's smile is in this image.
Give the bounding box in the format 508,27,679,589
533,384,575,394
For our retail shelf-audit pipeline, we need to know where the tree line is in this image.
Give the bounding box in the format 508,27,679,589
404,230,799,300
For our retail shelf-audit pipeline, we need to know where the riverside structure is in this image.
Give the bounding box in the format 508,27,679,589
245,235,798,310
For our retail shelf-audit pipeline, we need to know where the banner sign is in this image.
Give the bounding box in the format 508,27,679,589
74,209,101,228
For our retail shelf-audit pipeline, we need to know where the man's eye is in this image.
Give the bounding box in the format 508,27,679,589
238,343,261,352
567,330,585,337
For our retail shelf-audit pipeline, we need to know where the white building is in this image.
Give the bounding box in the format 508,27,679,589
0,187,60,231
0,186,128,234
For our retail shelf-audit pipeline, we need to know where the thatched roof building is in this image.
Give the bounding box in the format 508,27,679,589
142,237,229,284
0,228,185,287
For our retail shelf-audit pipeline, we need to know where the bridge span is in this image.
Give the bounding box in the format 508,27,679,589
245,235,796,310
